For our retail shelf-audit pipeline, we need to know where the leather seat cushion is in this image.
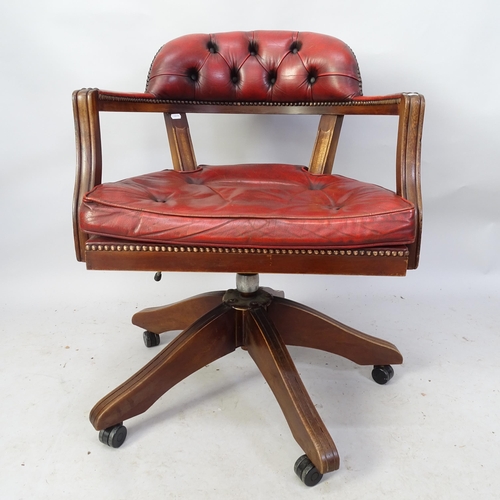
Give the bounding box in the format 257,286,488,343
80,164,415,249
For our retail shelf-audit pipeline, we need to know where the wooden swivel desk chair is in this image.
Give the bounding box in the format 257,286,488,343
73,31,424,486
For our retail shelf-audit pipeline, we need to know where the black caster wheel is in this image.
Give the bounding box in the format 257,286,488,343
98,423,127,448
372,365,394,385
294,454,323,487
143,330,160,348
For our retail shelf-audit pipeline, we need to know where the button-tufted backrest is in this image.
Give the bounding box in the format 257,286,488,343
146,31,362,103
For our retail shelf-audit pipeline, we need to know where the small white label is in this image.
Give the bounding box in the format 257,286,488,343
171,113,182,120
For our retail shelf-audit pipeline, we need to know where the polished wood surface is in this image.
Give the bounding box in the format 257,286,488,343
396,93,425,269
90,289,402,474
72,89,102,262
132,291,225,333
164,112,198,172
90,303,235,430
245,307,340,474
83,238,410,276
268,297,403,365
308,114,344,175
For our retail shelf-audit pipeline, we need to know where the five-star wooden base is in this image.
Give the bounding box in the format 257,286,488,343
89,284,402,482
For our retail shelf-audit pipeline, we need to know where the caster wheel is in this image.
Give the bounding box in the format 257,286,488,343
98,423,127,448
372,365,394,385
294,454,323,487
143,330,160,348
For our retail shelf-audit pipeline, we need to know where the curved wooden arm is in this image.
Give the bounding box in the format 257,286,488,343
396,93,425,269
72,88,102,262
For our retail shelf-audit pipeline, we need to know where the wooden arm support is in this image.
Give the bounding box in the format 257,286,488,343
396,93,425,269
72,88,102,262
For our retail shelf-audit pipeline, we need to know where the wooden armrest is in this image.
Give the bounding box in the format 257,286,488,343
98,89,157,100
95,88,404,115
73,89,102,261
395,93,425,269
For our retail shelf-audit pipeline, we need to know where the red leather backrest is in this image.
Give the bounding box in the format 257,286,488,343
146,31,362,102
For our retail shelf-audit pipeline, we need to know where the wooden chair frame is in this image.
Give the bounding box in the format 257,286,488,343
73,89,424,483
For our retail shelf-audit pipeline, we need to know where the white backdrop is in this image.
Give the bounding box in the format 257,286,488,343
1,0,499,295
1,1,499,498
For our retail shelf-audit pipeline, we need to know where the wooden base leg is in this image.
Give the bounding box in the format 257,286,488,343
267,297,403,366
90,303,235,430
245,308,340,474
132,291,225,334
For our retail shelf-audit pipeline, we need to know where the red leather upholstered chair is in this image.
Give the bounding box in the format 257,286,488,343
73,31,424,486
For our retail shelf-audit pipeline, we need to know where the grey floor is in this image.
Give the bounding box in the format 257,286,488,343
1,256,499,499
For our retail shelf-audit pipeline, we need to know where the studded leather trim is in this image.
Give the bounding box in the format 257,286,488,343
85,243,408,258
98,93,400,107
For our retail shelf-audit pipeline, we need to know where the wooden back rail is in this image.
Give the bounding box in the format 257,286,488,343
73,90,424,273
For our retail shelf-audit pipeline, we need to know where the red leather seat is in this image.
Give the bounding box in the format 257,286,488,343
81,163,415,248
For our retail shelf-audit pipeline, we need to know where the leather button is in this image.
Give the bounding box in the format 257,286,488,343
248,40,258,56
308,70,318,84
230,69,240,84
290,41,302,54
207,41,218,53
187,68,199,82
